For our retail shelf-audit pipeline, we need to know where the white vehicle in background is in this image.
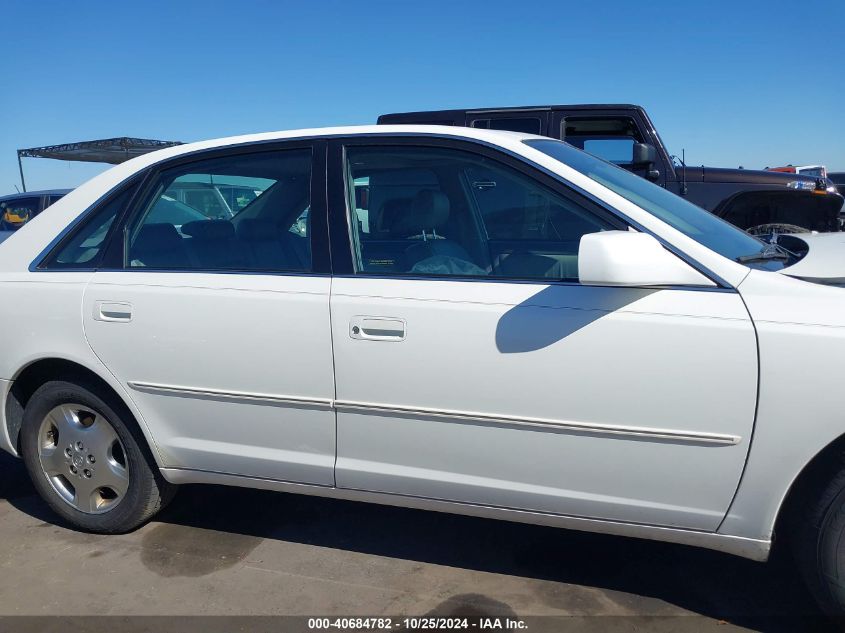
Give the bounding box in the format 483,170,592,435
4,126,845,614
767,164,828,179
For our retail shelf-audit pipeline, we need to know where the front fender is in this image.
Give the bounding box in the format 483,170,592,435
721,270,845,541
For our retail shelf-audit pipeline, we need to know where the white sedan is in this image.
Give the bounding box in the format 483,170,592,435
1,126,845,613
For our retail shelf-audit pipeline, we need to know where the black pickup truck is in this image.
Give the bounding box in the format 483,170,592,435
378,104,843,237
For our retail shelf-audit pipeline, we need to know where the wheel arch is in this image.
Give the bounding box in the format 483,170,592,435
773,430,845,549
4,357,163,466
714,189,841,233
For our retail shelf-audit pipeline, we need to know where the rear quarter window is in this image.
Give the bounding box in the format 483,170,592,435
40,184,138,269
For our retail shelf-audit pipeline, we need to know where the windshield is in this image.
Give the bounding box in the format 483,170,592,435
524,139,779,266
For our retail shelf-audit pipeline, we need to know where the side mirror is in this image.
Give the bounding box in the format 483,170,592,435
578,231,714,287
632,142,657,166
633,143,661,181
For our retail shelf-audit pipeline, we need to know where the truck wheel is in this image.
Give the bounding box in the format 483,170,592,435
746,223,810,236
791,457,845,615
19,379,176,533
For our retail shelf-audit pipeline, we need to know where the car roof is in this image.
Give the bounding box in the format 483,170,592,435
165,125,536,155
0,189,72,201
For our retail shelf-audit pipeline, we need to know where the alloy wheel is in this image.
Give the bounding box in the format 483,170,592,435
36,404,129,514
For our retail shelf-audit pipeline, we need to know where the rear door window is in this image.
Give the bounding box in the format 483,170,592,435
126,149,313,272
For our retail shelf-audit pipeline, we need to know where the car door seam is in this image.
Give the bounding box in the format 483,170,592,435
716,290,762,533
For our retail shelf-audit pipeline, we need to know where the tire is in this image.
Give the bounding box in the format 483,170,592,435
746,223,811,236
19,379,176,533
790,455,845,615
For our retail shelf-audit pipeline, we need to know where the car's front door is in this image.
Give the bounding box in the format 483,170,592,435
328,138,757,530
82,142,336,485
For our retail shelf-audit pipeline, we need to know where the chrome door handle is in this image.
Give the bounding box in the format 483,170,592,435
94,301,133,323
349,316,406,341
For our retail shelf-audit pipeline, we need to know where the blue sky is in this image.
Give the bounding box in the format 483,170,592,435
1,0,842,193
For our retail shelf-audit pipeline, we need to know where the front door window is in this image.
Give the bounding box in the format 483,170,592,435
344,145,618,281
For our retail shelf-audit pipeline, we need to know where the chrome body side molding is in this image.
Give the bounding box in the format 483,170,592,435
334,400,741,446
127,382,741,446
128,381,334,409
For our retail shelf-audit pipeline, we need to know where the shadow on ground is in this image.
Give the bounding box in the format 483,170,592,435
0,450,832,632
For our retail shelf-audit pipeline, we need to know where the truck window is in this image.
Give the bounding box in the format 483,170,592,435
582,139,635,164
561,117,644,165
471,117,542,135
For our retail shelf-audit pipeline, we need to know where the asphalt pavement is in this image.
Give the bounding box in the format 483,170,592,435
0,450,833,632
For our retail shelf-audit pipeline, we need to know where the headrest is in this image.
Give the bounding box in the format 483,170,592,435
133,223,182,252
377,197,412,233
181,220,235,240
236,218,276,241
390,190,450,237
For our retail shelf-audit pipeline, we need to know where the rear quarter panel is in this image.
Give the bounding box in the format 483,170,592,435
0,270,166,463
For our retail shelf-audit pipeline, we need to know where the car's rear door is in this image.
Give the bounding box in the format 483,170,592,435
82,140,337,485
327,136,757,530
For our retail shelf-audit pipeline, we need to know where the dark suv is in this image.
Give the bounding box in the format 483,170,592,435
379,105,843,237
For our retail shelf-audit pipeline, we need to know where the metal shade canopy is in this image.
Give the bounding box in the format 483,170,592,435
16,137,182,191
